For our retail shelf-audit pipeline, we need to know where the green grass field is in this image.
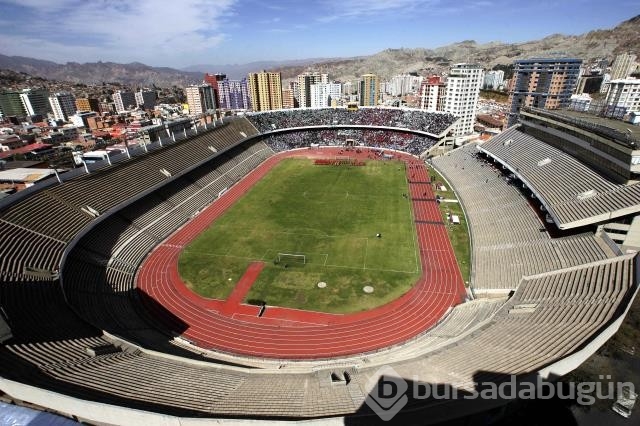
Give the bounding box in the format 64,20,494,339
178,158,421,313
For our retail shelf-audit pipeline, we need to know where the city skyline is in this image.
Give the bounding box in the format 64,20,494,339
0,0,636,69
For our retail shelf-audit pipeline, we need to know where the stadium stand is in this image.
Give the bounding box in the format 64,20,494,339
262,129,439,155
0,311,11,344
432,144,617,293
0,254,635,421
382,254,638,400
62,139,274,347
0,118,258,281
518,107,640,183
247,107,458,137
479,126,640,229
0,109,638,424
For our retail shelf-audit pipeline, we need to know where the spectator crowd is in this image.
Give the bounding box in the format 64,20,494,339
262,129,437,156
247,107,457,136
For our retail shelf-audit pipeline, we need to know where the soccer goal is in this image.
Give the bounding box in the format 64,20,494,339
276,253,306,265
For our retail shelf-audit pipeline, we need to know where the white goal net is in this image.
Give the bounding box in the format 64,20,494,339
276,253,306,265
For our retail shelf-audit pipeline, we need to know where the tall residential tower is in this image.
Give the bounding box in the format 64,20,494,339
610,53,637,80
419,75,446,112
297,72,327,108
443,64,484,136
359,74,379,107
112,91,136,114
219,78,251,110
48,92,76,121
185,84,216,116
507,58,582,127
248,71,283,112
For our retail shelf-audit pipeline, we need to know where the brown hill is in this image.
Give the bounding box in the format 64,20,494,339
273,15,640,82
0,15,638,87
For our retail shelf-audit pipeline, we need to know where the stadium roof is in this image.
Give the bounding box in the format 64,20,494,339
479,127,640,229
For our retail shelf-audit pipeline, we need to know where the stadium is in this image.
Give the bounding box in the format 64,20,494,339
0,106,638,424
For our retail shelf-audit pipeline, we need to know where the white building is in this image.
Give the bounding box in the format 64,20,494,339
297,72,328,108
443,64,484,137
600,73,612,94
310,82,342,108
610,53,638,80
342,81,356,96
419,76,446,112
483,70,504,90
569,93,592,111
48,92,76,121
387,74,423,96
113,91,136,114
606,79,640,113
185,84,216,116
69,112,98,128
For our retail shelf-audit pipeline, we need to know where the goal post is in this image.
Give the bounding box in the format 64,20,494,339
276,253,306,265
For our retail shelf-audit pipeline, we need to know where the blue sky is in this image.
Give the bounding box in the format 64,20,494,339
0,0,636,68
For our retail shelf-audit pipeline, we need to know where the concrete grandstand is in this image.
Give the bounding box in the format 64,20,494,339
0,107,637,424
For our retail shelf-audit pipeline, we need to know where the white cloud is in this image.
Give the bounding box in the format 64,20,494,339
317,0,494,22
0,0,238,66
258,17,281,24
318,0,439,21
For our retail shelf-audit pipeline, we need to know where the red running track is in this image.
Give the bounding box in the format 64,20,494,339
219,262,265,316
137,147,467,359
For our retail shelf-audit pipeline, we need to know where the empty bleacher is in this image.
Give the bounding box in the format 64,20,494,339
432,144,616,292
0,118,258,283
0,220,66,282
383,254,637,398
61,139,273,344
0,255,635,420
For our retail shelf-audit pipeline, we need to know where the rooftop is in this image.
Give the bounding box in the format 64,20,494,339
609,78,640,84
0,167,56,183
0,143,53,159
514,57,582,64
523,107,640,146
476,114,503,128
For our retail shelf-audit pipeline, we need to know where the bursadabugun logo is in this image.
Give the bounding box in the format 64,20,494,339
364,366,409,421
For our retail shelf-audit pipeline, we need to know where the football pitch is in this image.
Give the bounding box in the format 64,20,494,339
178,158,421,313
